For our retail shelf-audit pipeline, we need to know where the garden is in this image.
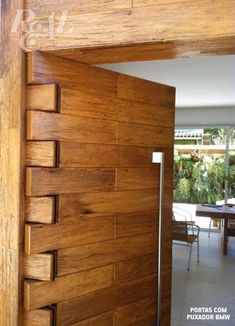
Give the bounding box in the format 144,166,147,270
174,150,235,204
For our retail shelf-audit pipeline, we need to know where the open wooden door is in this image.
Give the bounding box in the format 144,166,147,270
24,52,175,326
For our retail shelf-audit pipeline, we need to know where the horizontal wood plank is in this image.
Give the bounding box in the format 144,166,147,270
26,167,115,196
26,141,56,167
60,88,174,127
117,167,159,190
26,0,131,15
118,121,173,147
72,311,113,326
25,197,55,224
59,142,156,168
25,1,235,55
58,190,157,223
56,275,156,325
133,0,189,7
27,110,117,144
116,210,157,238
114,296,157,326
57,232,156,276
24,308,54,326
115,253,157,285
24,265,114,311
24,253,55,281
118,74,175,108
28,52,118,97
25,215,115,255
45,36,235,65
26,84,58,111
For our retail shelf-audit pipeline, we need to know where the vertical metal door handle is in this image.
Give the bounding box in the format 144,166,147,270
152,152,165,326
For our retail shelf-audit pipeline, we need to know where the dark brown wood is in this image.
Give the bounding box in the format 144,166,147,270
27,110,117,144
25,52,174,326
116,211,157,237
28,52,118,97
115,253,157,285
61,87,174,127
56,275,157,325
118,122,173,147
118,74,175,108
117,167,159,190
59,142,156,168
25,215,115,255
57,232,156,276
114,296,157,325
58,190,157,223
24,265,114,311
72,312,113,326
26,167,115,196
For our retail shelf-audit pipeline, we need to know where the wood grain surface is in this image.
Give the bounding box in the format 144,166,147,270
25,197,55,224
24,253,55,281
25,52,174,325
24,265,114,311
26,141,56,167
25,215,115,254
26,84,58,111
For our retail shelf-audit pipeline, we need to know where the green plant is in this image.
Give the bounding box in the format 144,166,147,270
173,153,226,204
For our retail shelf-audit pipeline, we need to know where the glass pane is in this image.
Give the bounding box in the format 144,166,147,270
174,128,226,206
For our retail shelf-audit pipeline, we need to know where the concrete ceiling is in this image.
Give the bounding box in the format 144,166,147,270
100,55,235,109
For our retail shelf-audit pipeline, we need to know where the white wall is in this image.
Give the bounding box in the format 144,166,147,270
99,55,235,126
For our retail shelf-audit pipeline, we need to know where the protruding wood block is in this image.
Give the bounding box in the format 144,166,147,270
25,197,55,224
117,167,159,190
115,253,157,285
118,122,173,147
24,253,55,281
25,215,114,255
61,88,174,127
26,110,117,144
26,167,115,196
56,275,157,325
59,142,155,168
26,141,56,167
24,308,54,326
114,296,157,326
58,190,157,223
24,265,114,311
26,84,58,111
71,311,113,326
57,232,156,276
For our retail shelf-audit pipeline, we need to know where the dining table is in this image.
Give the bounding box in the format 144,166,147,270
196,204,235,255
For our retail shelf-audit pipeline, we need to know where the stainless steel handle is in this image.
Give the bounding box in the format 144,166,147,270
152,152,165,326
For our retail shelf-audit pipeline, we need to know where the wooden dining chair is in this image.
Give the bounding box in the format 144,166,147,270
172,219,200,271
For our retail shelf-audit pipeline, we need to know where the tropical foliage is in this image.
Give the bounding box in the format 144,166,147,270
174,151,235,204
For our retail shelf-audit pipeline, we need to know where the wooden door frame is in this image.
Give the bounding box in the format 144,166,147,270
1,2,234,325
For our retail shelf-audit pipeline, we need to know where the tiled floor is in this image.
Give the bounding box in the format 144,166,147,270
171,231,235,326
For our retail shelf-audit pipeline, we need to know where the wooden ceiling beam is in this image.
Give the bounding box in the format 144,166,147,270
25,0,235,63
